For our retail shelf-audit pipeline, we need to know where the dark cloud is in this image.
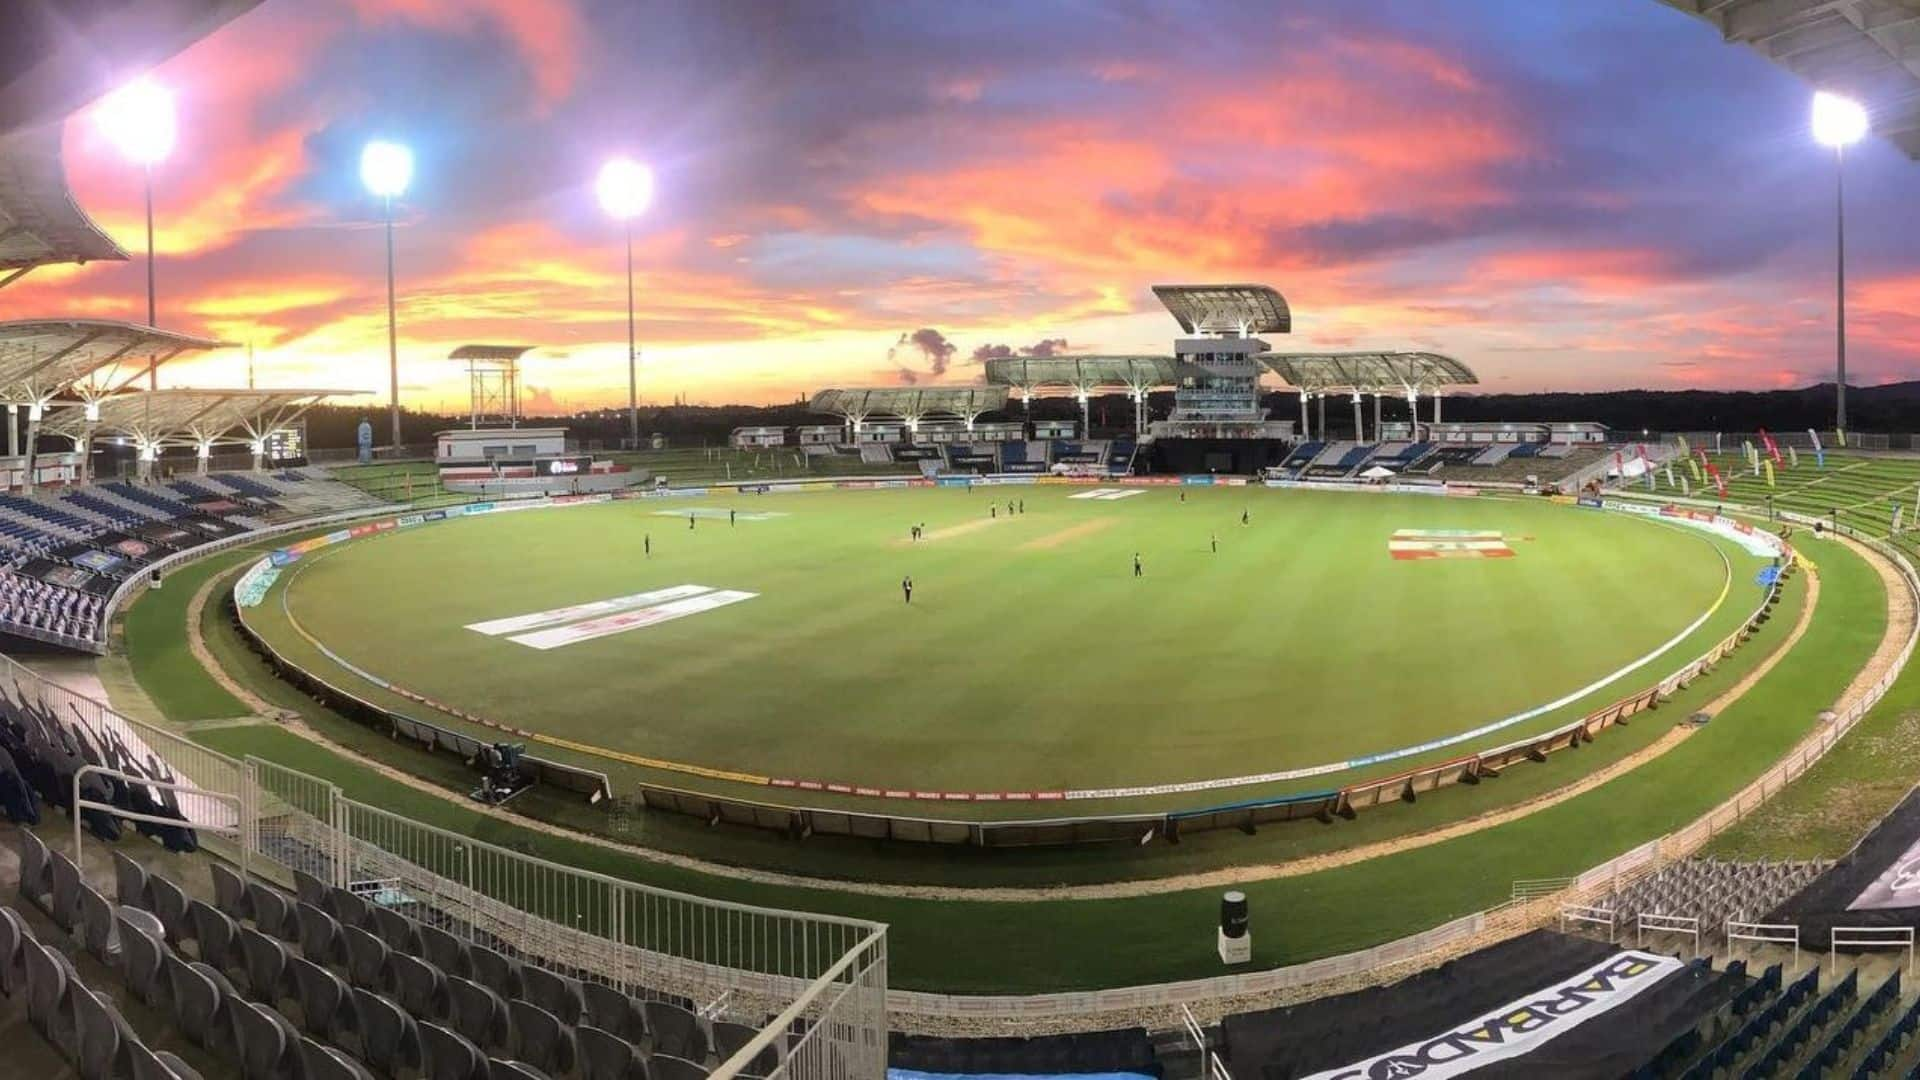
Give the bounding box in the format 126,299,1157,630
888,327,957,384
970,338,1069,362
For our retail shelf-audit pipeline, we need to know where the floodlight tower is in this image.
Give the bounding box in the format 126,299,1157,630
1811,91,1868,435
95,78,176,388
597,158,654,449
361,140,413,450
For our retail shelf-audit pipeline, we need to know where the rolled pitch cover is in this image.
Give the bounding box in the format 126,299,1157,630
1220,890,1249,939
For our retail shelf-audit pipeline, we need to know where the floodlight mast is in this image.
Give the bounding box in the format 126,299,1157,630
1812,91,1867,435
95,78,176,388
361,141,413,451
597,158,654,449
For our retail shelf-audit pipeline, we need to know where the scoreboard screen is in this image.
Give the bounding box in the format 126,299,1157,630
536,455,595,477
265,422,307,463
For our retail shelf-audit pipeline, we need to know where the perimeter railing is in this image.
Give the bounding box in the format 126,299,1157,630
12,646,886,1077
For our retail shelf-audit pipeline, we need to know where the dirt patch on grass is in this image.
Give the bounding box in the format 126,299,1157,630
1018,519,1116,551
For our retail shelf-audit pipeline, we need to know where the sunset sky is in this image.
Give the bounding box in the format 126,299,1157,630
15,0,1920,411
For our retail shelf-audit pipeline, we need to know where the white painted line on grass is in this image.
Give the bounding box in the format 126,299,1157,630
465,584,713,636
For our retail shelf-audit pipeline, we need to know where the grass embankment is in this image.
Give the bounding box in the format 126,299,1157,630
121,523,1882,992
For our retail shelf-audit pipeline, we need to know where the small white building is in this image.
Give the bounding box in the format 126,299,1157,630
730,426,789,449
436,427,568,464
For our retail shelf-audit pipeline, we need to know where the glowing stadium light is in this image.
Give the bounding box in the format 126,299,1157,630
359,140,414,199
596,157,654,221
1811,91,1868,148
598,157,655,447
96,77,177,353
361,140,413,449
96,78,176,166
1811,92,1867,432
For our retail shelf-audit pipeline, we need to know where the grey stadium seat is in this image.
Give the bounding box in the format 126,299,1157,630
289,955,350,1038
0,905,29,997
713,1019,780,1075
74,985,127,1080
470,942,522,999
248,881,295,941
24,938,74,1051
127,1037,203,1080
342,923,391,989
327,886,372,930
48,848,83,931
578,1023,646,1080
233,999,295,1080
16,829,51,910
300,1036,376,1080
78,883,120,962
118,910,167,1006
239,925,290,1003
372,905,419,952
149,873,193,948
210,862,251,922
390,949,449,1020
292,869,327,909
165,952,223,1048
448,974,512,1053
188,898,238,973
582,981,644,1042
350,986,422,1075
421,1020,488,1080
193,960,245,1060
509,998,576,1076
421,923,473,979
121,906,165,941
295,902,342,967
490,1060,553,1080
652,1054,711,1080
643,1000,709,1062
521,964,584,1025
112,849,151,909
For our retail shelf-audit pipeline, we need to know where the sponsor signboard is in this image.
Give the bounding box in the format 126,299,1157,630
507,588,758,650
234,559,280,608
1851,834,1920,911
1388,529,1514,561
1305,951,1683,1080
936,476,973,488
467,585,714,636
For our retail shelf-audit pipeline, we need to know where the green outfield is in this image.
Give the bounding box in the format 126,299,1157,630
239,485,1768,813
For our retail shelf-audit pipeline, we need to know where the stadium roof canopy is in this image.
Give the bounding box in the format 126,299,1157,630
449,344,535,361
0,125,125,286
1258,352,1480,395
809,386,1010,421
40,387,363,449
1151,284,1292,335
0,0,263,136
0,319,229,407
982,355,1212,393
1657,0,1920,159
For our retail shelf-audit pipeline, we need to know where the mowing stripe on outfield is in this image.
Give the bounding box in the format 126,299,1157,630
465,584,713,635
506,589,758,649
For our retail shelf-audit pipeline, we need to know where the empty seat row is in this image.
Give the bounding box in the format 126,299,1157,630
118,854,773,1079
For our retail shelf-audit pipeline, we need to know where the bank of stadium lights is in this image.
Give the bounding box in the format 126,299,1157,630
1811,91,1868,434
95,78,176,386
360,141,413,451
597,157,655,448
